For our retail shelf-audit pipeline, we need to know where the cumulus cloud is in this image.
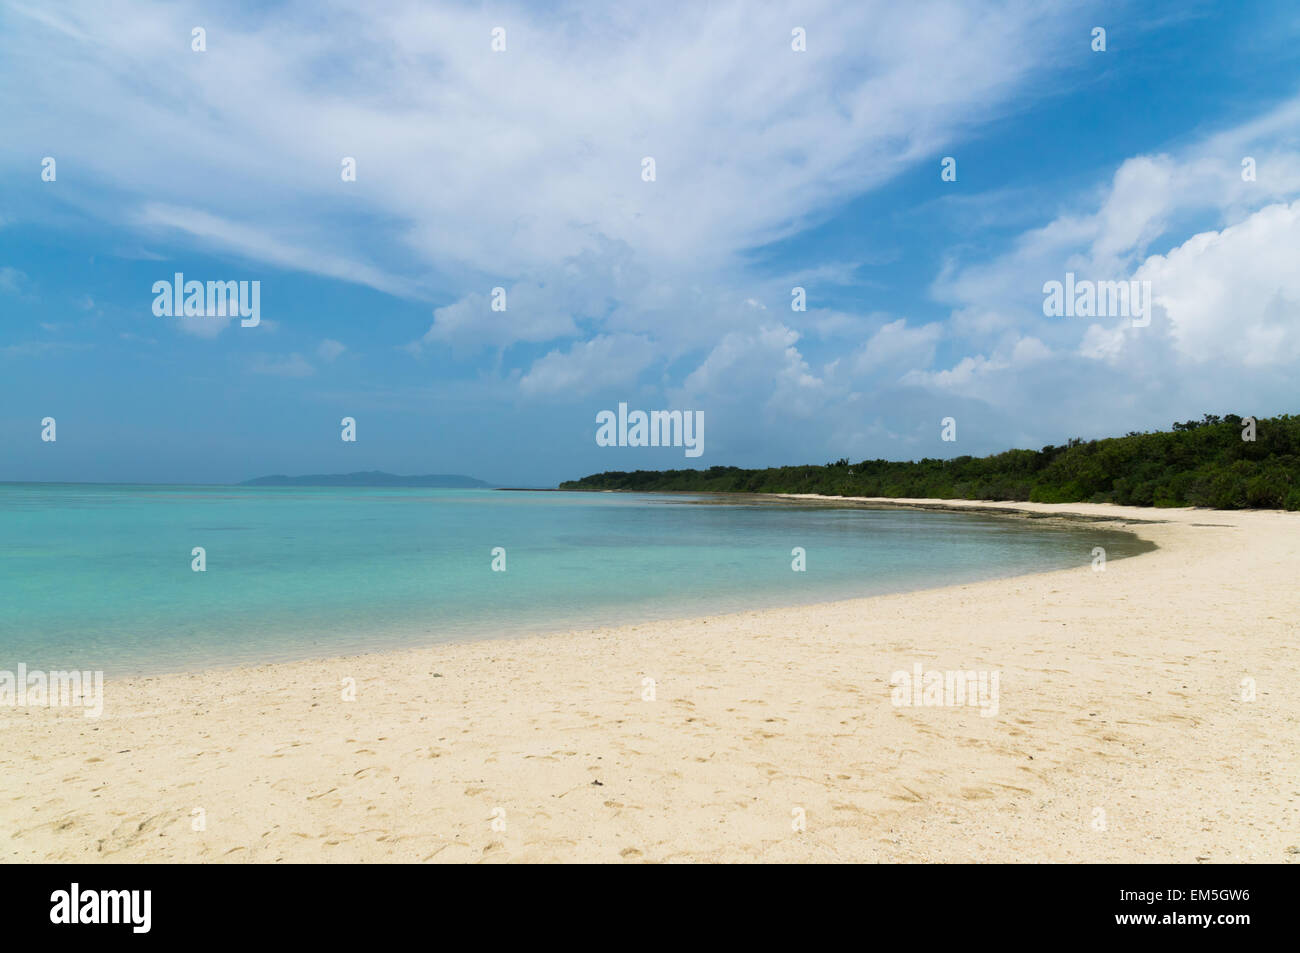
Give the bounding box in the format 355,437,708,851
678,325,827,417
415,282,582,356
519,334,656,398
852,319,943,377
917,94,1300,437
1135,201,1300,367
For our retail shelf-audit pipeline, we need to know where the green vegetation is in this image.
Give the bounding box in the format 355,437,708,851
560,414,1300,510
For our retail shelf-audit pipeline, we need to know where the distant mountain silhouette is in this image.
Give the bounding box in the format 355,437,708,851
241,471,492,488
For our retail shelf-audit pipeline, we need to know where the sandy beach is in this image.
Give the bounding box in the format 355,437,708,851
2,497,1297,864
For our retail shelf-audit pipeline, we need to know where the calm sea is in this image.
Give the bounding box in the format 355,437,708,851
0,485,1149,674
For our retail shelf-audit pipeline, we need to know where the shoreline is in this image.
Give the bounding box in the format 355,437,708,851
593,487,1176,523
9,492,1155,682
769,493,1175,523
3,499,1296,862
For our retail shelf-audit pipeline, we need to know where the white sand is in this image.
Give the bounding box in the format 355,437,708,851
2,498,1297,863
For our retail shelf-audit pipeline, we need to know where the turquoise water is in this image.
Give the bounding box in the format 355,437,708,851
0,485,1148,675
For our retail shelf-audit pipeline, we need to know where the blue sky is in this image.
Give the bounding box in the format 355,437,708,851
3,0,1300,486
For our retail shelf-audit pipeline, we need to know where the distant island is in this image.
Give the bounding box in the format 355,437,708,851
561,413,1300,511
242,471,492,488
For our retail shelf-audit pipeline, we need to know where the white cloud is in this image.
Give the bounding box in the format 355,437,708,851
317,339,346,362
248,352,314,378
679,324,827,418
1135,201,1300,366
0,0,1088,355
417,282,582,356
0,266,27,294
852,319,943,377
15,0,1296,461
135,204,420,299
1010,335,1051,365
918,94,1300,434
519,334,656,398
173,315,233,339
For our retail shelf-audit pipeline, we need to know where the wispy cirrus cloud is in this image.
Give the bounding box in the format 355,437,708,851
11,0,1298,481
0,0,1090,333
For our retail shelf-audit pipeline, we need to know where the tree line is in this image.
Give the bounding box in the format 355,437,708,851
559,414,1300,510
